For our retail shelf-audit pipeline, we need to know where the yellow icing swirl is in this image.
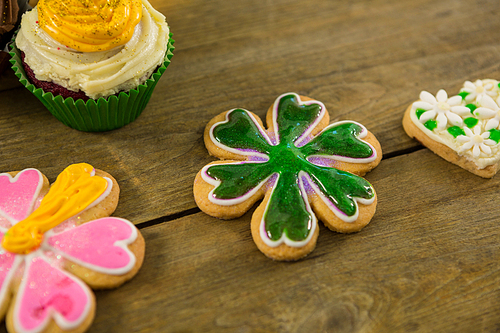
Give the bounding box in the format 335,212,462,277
2,163,108,254
37,0,143,52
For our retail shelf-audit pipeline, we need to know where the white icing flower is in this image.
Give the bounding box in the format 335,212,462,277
457,125,496,158
412,89,470,130
460,79,499,103
471,95,500,130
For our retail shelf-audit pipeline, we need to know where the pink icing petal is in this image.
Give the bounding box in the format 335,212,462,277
14,255,92,333
47,218,137,275
0,231,18,311
0,169,43,223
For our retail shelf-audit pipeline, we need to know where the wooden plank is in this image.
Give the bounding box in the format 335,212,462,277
2,0,500,224
55,149,500,333
148,0,500,154
1,0,500,332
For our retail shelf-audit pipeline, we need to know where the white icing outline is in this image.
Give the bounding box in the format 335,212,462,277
209,109,273,161
13,252,93,333
305,120,378,163
206,94,377,245
259,171,317,248
201,162,272,206
39,174,113,222
84,176,113,211
0,169,112,228
272,92,327,147
43,218,138,276
0,252,21,311
0,169,44,225
303,173,375,223
0,166,128,332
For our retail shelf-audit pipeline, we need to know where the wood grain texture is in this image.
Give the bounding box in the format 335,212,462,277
2,0,500,223
1,0,500,331
39,150,499,333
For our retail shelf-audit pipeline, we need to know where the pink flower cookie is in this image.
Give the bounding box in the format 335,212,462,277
0,163,145,333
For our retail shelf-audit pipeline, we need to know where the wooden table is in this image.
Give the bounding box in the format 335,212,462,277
1,0,500,331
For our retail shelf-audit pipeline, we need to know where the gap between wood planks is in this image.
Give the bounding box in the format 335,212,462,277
135,144,426,230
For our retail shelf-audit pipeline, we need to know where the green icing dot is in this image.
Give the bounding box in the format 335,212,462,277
466,104,477,113
424,120,437,131
447,126,465,138
458,91,470,99
463,117,478,128
489,129,500,143
415,108,427,119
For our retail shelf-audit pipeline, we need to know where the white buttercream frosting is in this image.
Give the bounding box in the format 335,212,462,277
15,0,169,99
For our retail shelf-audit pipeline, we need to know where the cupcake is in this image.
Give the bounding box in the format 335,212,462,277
0,0,19,49
10,0,173,131
0,0,36,75
0,0,19,76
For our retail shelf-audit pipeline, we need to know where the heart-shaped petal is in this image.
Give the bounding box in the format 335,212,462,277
210,109,273,158
14,254,92,332
0,169,43,224
0,252,16,299
47,218,137,275
273,93,326,145
0,232,19,316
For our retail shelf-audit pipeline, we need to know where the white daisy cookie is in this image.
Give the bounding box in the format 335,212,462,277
403,79,500,178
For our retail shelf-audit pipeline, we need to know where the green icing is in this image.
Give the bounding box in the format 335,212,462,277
264,171,312,242
206,93,375,242
305,164,373,217
275,94,324,144
447,126,465,138
207,162,273,199
463,117,478,128
466,104,477,113
415,108,427,120
458,91,470,99
300,122,373,158
212,109,272,155
424,120,437,131
489,129,500,143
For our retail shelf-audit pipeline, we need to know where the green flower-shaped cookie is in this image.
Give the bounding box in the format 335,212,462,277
194,93,382,260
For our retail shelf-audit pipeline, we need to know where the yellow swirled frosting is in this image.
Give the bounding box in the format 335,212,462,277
2,163,108,254
15,0,169,99
37,0,143,52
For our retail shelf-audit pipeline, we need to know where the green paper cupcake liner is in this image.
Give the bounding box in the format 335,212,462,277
9,33,174,132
